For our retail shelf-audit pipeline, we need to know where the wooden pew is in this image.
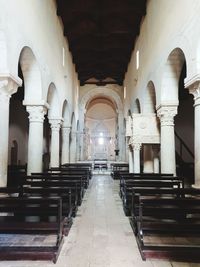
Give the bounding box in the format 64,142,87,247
22,186,76,223
121,178,182,216
136,197,200,262
59,164,92,179
0,197,64,263
120,174,183,200
48,167,91,182
112,170,129,180
111,163,129,178
129,187,200,233
35,172,89,189
22,178,84,206
94,159,108,171
119,172,175,186
7,165,27,187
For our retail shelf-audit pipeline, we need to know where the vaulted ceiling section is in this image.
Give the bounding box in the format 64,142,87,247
56,0,146,86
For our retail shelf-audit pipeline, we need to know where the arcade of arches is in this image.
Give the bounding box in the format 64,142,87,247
0,0,199,187
0,0,200,265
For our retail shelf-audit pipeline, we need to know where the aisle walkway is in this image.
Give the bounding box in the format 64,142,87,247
1,175,200,267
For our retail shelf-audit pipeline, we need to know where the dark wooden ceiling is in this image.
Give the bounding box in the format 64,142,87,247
56,0,146,86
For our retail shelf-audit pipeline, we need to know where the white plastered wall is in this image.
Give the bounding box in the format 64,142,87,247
124,0,200,111
0,0,79,118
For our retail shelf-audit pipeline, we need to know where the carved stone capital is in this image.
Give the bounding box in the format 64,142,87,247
187,81,200,107
61,125,71,135
49,118,63,131
26,105,47,123
132,143,142,151
0,74,22,103
157,105,177,126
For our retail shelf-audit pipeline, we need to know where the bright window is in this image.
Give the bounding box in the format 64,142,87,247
98,137,104,145
62,47,65,67
124,86,126,99
136,50,139,70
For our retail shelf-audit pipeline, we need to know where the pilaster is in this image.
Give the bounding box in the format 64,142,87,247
157,104,177,175
49,118,63,168
61,125,71,164
26,104,47,175
0,74,22,186
186,78,200,186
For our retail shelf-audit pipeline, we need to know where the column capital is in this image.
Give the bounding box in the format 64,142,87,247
62,125,71,132
130,139,142,150
49,118,63,131
188,81,200,107
0,74,22,101
26,105,47,123
133,143,142,151
157,104,178,126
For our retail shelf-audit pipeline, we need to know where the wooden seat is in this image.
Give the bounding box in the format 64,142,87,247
121,178,182,216
0,197,64,263
136,197,200,262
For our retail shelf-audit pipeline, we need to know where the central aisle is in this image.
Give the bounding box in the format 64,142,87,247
0,175,198,267
55,175,189,267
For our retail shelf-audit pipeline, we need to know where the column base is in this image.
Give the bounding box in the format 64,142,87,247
192,184,200,189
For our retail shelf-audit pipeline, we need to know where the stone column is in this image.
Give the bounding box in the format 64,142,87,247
128,146,134,173
157,105,177,175
117,111,125,161
26,105,47,175
125,116,133,163
0,77,21,186
70,131,77,163
133,143,141,173
79,108,86,161
49,118,62,168
152,145,160,173
143,145,154,173
80,128,86,161
189,84,200,186
61,126,71,164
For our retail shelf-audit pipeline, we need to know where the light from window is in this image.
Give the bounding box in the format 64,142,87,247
124,86,126,99
99,132,103,136
136,50,139,70
98,137,104,145
62,47,65,67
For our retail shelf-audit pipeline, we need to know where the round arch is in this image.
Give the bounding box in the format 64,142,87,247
19,46,43,103
143,81,156,113
62,99,71,126
160,48,186,105
133,98,141,113
47,83,60,118
79,86,123,112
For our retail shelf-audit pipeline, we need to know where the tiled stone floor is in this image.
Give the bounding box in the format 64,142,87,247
0,174,200,267
0,234,57,247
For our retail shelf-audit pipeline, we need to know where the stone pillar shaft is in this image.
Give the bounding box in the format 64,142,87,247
0,77,20,186
26,105,47,175
49,119,62,168
143,145,154,173
70,131,77,163
152,145,160,173
189,85,200,186
128,147,134,173
157,105,177,175
61,126,71,164
0,91,11,186
133,143,141,173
